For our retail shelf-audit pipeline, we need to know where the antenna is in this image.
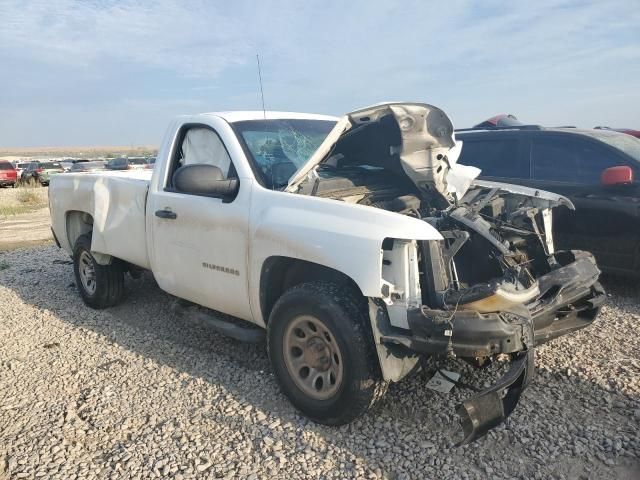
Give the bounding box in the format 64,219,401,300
256,54,266,120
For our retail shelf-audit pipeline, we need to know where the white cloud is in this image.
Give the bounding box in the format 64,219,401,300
2,0,638,84
0,0,638,144
0,0,251,77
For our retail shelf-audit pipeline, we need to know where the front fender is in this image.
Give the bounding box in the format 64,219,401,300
248,186,442,324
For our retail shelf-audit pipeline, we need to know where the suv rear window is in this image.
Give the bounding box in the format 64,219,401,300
531,136,622,184
458,138,527,178
0,161,13,170
584,131,640,162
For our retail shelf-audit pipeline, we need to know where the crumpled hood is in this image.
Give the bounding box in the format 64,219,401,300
286,102,464,206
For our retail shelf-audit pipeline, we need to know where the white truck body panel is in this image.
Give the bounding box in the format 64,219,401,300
50,169,152,269
248,185,442,325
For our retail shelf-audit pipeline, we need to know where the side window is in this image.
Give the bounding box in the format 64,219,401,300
167,125,235,189
532,137,620,184
458,138,526,178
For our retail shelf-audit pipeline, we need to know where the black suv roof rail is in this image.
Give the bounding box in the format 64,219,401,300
456,124,544,133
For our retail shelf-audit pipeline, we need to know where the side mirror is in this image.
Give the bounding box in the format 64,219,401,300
601,166,634,187
172,164,239,199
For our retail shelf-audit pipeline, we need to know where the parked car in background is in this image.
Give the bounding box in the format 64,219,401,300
473,113,524,129
0,160,18,187
20,162,43,185
594,126,640,139
128,157,147,170
40,162,65,185
144,157,156,169
13,161,30,180
105,157,130,170
61,159,96,172
60,160,76,171
21,161,64,186
456,123,640,276
69,161,105,173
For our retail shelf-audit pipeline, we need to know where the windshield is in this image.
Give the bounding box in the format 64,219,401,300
585,131,640,162
42,162,62,169
72,161,104,171
233,119,336,189
0,162,13,170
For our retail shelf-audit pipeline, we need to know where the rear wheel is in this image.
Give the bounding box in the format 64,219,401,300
73,234,124,309
267,281,388,425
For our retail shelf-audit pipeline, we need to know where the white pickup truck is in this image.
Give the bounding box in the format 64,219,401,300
50,102,604,443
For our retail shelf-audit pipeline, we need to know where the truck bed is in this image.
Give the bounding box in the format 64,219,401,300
49,170,153,269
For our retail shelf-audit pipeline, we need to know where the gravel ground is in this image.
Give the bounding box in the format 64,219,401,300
0,245,638,480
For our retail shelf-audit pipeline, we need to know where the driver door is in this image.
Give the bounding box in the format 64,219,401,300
148,123,253,321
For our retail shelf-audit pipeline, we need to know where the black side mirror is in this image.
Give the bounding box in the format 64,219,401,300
172,164,239,199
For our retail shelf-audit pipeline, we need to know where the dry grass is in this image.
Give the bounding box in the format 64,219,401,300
16,188,41,205
0,184,48,217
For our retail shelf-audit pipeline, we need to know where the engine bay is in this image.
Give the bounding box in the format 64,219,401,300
298,160,560,310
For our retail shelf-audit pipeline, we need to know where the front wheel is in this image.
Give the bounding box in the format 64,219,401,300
267,281,388,425
73,234,124,309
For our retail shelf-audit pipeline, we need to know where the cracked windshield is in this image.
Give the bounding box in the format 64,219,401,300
235,119,336,188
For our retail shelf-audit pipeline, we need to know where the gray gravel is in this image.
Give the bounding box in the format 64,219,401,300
0,245,639,480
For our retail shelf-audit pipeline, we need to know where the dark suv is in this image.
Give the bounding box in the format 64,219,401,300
456,125,640,276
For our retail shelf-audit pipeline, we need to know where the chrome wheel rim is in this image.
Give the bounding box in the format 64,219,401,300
79,251,97,295
283,315,343,400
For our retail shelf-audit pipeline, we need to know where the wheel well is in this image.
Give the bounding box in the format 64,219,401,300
260,257,363,323
65,211,94,249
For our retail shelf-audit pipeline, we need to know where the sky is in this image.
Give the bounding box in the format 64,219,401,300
0,0,639,147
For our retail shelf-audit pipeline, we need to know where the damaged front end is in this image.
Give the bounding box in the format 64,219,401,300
289,103,606,444
381,176,607,441
376,183,604,444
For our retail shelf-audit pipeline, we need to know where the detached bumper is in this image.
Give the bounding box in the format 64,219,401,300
379,249,603,444
382,310,536,445
457,349,533,444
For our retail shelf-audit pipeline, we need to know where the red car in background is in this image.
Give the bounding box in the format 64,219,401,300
0,160,18,187
595,127,640,138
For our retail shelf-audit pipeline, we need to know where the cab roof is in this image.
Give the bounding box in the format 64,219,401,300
198,111,338,123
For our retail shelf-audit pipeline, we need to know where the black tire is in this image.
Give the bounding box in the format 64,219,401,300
73,234,124,309
267,281,388,425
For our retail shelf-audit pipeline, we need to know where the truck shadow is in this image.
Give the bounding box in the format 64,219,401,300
1,245,639,479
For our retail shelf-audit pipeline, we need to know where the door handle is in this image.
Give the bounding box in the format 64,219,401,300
155,209,177,220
